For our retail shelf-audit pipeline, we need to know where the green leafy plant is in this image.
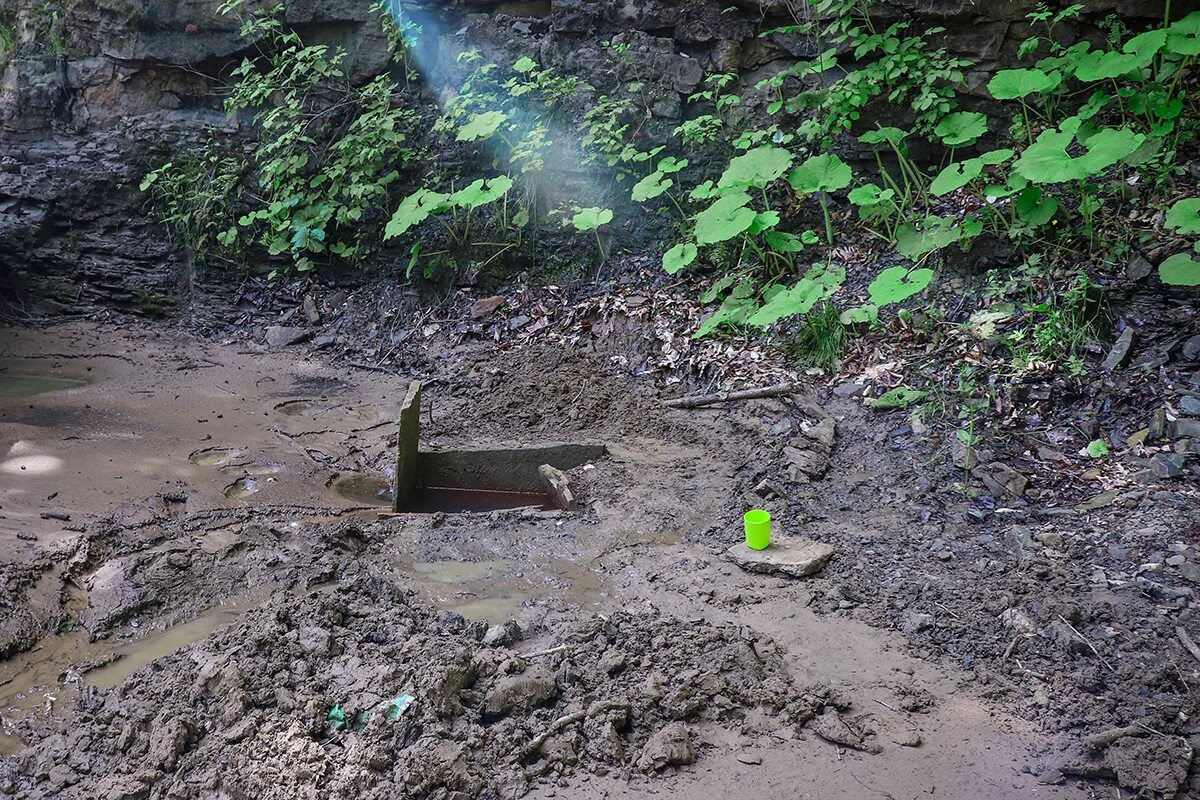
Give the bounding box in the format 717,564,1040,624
787,153,853,243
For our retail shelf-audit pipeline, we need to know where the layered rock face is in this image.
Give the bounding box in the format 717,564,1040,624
0,0,1191,313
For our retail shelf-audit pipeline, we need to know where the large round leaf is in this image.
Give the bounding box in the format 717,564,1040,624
935,112,988,147
746,265,846,327
1013,117,1144,184
1159,253,1200,286
570,207,613,231
787,153,852,193
867,266,935,306
456,110,508,142
663,242,697,274
1165,198,1200,234
632,171,672,202
1166,11,1200,56
694,193,756,245
987,68,1061,100
717,145,794,189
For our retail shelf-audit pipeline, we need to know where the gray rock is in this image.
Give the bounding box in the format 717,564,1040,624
537,463,576,511
1183,334,1200,361
1151,453,1188,479
1102,327,1134,371
832,381,865,398
482,620,522,647
264,325,309,348
726,537,834,578
1126,254,1153,281
902,612,935,634
1173,419,1200,439
637,723,695,772
974,462,1028,498
1179,395,1200,416
783,446,829,482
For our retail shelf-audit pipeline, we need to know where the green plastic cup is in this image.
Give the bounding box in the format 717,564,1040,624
744,509,771,550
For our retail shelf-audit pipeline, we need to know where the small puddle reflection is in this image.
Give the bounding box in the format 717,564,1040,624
224,475,260,499
0,374,88,398
189,447,246,466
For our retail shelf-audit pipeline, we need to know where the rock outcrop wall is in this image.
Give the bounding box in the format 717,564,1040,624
0,0,1193,314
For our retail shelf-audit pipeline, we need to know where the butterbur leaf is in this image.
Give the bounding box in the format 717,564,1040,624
570,207,613,231
450,175,513,209
1123,29,1166,57
1165,198,1200,234
657,156,689,174
869,387,927,409
930,159,984,196
694,280,757,338
987,68,1060,99
935,111,988,147
895,216,971,259
1013,117,1143,184
1072,49,1152,81
632,171,672,202
717,145,794,189
1014,186,1059,226
385,189,449,239
839,304,879,325
700,274,736,304
746,265,845,327
663,242,697,274
457,110,508,141
868,266,934,306
848,183,894,207
748,211,780,234
690,180,719,201
1166,12,1200,56
858,127,911,148
763,231,805,252
1085,439,1110,458
694,193,756,245
1159,253,1200,286
787,153,853,193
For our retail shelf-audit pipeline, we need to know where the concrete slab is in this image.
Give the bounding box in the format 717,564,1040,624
392,380,422,511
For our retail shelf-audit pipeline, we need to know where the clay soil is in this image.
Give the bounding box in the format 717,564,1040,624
1,314,1198,799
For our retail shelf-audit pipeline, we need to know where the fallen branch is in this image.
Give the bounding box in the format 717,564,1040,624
516,710,586,761
664,382,796,409
1176,627,1200,665
1059,615,1113,671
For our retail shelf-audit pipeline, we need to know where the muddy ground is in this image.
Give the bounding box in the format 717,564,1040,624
0,314,1198,799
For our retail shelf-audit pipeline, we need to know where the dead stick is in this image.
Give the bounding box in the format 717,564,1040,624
1059,615,1113,671
664,382,796,409
1176,627,1200,665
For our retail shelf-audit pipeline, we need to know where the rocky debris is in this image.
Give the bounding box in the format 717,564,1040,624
726,537,834,578
0,579,823,797
811,711,881,754
636,723,695,772
1102,327,1135,371
1152,453,1188,479
483,620,523,647
302,295,321,324
1179,395,1200,416
1126,254,1154,281
974,462,1028,498
1063,734,1195,798
783,445,830,483
470,295,506,318
264,325,310,348
1183,334,1200,362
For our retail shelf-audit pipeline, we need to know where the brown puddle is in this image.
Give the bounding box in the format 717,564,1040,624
332,474,554,512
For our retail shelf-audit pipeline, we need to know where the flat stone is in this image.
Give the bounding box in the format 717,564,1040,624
1180,396,1200,416
1152,452,1187,479
726,536,834,578
264,325,308,348
1102,327,1134,371
1173,419,1200,439
832,381,865,398
1126,254,1153,281
974,462,1027,498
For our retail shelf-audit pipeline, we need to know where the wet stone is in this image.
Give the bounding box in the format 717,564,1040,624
726,537,834,578
1102,327,1135,371
264,325,308,348
1179,395,1200,416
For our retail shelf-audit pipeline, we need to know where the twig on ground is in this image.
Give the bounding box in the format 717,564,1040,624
1175,626,1200,665
664,382,796,409
1059,615,1113,671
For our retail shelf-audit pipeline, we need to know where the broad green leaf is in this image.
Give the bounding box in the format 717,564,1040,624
700,274,736,303
1012,117,1144,184
895,216,974,259
1159,253,1200,286
449,175,513,209
718,145,794,189
1165,198,1200,234
384,189,449,239
869,387,927,409
512,56,538,73
1014,186,1059,226
1166,12,1200,56
690,180,719,201
858,127,911,147
746,265,845,327
658,156,689,174
1123,29,1166,57
848,184,895,207
694,280,756,338
987,68,1061,99
570,207,613,231
763,231,805,252
787,153,853,193
868,266,935,306
748,211,781,234
930,159,984,196
839,304,879,325
1072,49,1152,82
457,110,508,141
694,193,756,246
1085,439,1110,458
935,112,988,147
632,171,672,202
663,242,697,274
